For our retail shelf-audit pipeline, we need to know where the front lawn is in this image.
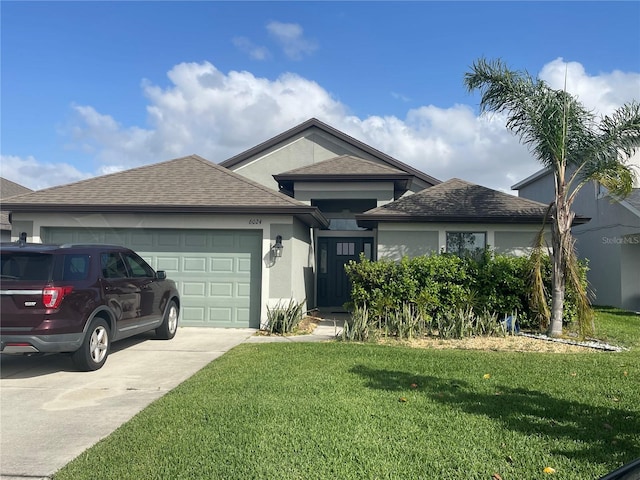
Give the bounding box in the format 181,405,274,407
54,309,640,480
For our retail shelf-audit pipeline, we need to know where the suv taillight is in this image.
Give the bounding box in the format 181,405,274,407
43,286,74,309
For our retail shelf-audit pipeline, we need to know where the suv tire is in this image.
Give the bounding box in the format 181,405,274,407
73,318,110,371
156,301,179,340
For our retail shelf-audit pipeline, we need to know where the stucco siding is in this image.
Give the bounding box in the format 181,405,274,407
517,172,554,204
494,231,539,256
378,230,439,260
571,184,639,307
230,135,339,190
294,181,395,205
377,223,548,261
267,219,313,315
621,241,640,311
518,171,640,310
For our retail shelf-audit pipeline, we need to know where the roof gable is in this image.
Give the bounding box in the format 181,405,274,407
221,118,441,187
357,178,573,226
274,155,414,198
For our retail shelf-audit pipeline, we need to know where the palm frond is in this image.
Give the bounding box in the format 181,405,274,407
465,58,595,171
563,236,594,338
528,213,551,330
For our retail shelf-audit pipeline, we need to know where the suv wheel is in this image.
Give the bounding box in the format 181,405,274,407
156,300,179,340
73,318,110,371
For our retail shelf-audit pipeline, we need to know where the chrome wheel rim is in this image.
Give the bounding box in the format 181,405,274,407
167,305,178,334
89,326,108,364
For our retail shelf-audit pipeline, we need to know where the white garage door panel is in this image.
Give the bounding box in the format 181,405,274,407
43,228,262,328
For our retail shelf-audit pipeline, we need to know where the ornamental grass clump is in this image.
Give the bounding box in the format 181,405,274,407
388,303,428,339
341,304,376,342
435,307,505,339
266,299,304,334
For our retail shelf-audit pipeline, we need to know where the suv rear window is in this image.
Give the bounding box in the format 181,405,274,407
1,253,54,282
1,252,90,282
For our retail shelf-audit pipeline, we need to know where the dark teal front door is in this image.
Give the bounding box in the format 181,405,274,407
317,237,373,308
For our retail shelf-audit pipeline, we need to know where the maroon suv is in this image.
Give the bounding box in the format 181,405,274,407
0,242,180,370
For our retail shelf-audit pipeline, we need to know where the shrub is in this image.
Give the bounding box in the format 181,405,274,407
266,299,304,334
344,250,589,337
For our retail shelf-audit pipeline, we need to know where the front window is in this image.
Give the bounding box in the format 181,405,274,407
446,232,486,257
123,252,155,278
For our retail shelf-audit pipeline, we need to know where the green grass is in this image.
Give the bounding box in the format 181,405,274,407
592,306,640,348
54,309,640,480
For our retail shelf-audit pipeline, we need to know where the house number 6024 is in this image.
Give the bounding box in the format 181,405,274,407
249,218,262,224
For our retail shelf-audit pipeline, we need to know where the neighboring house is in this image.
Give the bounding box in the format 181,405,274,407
1,177,32,242
512,155,640,312
4,118,555,328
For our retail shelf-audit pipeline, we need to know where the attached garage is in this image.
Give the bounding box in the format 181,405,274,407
4,155,330,328
43,227,262,328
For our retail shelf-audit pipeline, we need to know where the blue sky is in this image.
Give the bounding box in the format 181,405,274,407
2,1,639,192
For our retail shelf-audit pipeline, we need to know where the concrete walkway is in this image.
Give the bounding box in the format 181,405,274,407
0,315,345,480
246,316,345,343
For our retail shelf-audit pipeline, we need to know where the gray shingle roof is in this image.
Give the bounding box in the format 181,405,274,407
278,155,407,177
1,178,32,199
1,178,33,231
273,155,414,197
357,178,563,226
2,155,328,226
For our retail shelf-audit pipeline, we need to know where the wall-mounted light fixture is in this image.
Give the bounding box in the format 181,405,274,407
272,235,284,258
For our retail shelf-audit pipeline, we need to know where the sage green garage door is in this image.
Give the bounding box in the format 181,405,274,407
44,228,262,328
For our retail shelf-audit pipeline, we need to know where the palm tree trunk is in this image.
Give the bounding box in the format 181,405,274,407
550,229,565,337
549,190,574,337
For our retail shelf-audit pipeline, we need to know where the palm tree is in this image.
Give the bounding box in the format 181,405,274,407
464,58,640,337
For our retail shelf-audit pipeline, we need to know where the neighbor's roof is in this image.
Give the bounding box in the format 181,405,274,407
622,188,640,216
1,177,33,231
1,155,329,227
356,178,589,227
1,177,32,199
511,168,551,190
221,117,441,187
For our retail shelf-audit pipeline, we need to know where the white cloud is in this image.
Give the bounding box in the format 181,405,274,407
232,36,271,61
539,57,640,117
266,21,317,60
0,155,90,191
391,92,411,102
15,59,640,192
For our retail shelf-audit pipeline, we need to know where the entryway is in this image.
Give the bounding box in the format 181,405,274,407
316,236,373,308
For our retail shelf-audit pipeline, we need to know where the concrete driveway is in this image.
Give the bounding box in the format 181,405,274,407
0,327,254,480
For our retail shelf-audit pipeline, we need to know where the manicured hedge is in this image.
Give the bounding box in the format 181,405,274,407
344,251,587,332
